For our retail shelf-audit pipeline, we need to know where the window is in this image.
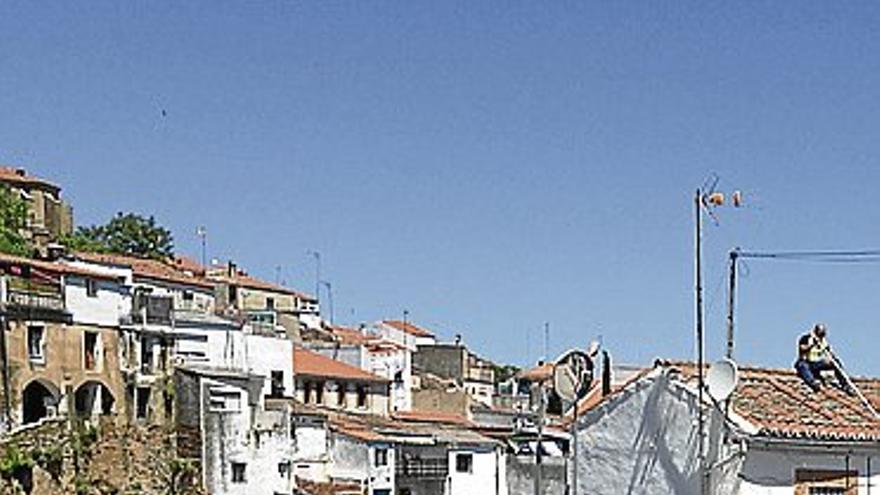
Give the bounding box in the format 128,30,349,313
266,297,275,310
270,371,284,398
83,332,98,370
455,453,473,473
315,382,324,404
278,461,290,478
182,290,193,301
27,326,44,361
209,388,241,412
136,387,151,420
795,469,857,495
231,462,246,483
356,385,368,408
86,278,98,297
336,382,347,407
304,382,313,403
374,448,388,467
394,371,403,384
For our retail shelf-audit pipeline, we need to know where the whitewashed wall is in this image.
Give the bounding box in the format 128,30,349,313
368,347,412,412
447,447,506,495
65,275,129,327
245,333,294,401
738,445,880,495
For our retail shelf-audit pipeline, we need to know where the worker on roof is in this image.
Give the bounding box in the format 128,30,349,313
795,323,852,394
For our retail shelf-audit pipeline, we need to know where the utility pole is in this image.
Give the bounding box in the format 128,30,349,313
725,249,739,359
694,189,707,495
321,281,334,325
196,226,207,268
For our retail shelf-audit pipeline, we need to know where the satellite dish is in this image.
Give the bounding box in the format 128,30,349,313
706,358,738,401
553,350,594,403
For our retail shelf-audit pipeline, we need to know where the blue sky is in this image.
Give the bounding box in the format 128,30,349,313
3,1,880,374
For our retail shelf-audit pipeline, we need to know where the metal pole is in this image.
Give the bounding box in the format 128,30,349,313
572,399,578,495
695,189,707,495
535,386,544,495
726,249,738,359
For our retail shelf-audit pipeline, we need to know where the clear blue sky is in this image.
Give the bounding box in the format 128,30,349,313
3,1,880,375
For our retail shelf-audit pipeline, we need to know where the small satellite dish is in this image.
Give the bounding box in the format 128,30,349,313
706,358,738,401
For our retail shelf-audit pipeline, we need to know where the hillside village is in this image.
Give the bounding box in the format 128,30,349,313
0,165,877,495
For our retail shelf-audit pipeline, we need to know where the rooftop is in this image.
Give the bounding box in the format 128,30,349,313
209,266,315,301
0,166,60,191
0,253,120,281
73,252,216,290
293,347,388,383
577,359,880,442
382,319,435,338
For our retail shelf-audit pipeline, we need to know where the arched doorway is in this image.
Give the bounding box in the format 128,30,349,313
22,379,60,424
74,381,115,417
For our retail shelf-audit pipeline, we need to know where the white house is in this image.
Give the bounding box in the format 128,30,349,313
572,360,880,495
373,320,437,352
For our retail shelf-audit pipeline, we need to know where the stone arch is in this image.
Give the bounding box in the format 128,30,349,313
74,380,115,417
22,378,60,424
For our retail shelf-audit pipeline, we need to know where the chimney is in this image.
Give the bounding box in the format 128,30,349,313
454,334,462,346
227,261,237,277
601,351,612,397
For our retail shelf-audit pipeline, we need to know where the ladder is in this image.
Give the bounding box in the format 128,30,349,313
828,350,880,419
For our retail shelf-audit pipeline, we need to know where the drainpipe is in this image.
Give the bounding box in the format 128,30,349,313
0,275,10,430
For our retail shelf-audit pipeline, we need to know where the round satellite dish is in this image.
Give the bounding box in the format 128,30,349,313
706,358,738,401
553,350,594,403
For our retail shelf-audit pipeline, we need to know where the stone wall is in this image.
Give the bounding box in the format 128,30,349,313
0,417,202,495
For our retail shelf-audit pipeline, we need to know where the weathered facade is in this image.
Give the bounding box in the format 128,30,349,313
0,166,73,253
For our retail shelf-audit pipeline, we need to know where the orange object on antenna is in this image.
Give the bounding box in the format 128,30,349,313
706,192,725,206
732,190,743,207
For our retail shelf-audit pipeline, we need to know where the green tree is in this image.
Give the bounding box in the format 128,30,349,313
64,212,174,259
0,186,32,257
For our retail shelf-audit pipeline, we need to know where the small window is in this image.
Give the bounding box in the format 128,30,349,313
356,385,367,408
278,461,290,478
304,382,313,403
86,278,98,297
270,371,284,398
337,382,347,407
231,462,246,483
315,381,324,404
455,453,473,473
394,371,403,384
266,297,275,310
136,387,151,420
83,332,98,370
374,448,388,467
182,290,194,301
27,326,44,361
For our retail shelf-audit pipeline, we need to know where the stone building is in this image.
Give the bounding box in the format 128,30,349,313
209,261,318,341
0,166,73,253
413,342,496,408
294,347,390,417
0,253,127,428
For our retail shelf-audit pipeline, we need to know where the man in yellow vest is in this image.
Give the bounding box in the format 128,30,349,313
795,323,851,393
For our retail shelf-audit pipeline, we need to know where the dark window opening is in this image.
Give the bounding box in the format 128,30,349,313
304,382,312,403
231,462,246,483
375,448,388,467
315,382,324,404
270,371,284,398
266,297,274,310
356,385,367,408
136,387,151,420
27,325,44,361
228,286,238,305
86,278,98,297
455,453,473,473
337,382,346,406
83,332,98,370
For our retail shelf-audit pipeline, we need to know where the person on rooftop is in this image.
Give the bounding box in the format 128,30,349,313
795,323,852,394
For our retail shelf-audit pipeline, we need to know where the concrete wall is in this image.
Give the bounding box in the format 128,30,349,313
293,416,330,481
244,334,294,401
448,447,506,495
737,444,880,495
506,455,566,495
239,287,297,312
65,275,129,327
414,345,465,381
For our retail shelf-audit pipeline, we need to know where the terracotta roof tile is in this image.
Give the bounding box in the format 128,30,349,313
0,166,59,190
383,320,435,338
74,252,216,290
580,359,880,442
0,253,120,281
392,410,474,427
294,347,388,383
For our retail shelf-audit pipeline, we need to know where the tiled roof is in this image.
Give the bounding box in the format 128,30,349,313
329,325,374,346
74,252,216,290
0,166,59,190
518,362,554,383
0,253,120,280
294,347,388,383
579,359,880,442
210,270,315,301
392,409,474,427
383,320,435,338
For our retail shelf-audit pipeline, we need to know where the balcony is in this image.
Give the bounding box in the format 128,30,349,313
395,458,448,479
129,294,173,326
4,285,69,322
